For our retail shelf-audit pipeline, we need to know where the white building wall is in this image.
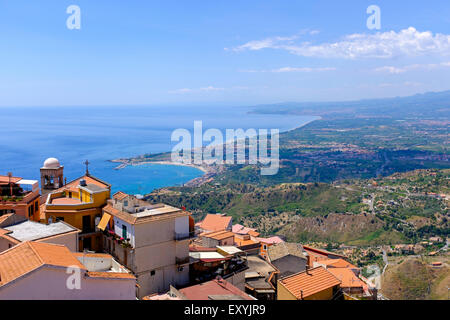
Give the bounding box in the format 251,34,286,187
175,216,189,235
0,267,135,300
113,217,135,247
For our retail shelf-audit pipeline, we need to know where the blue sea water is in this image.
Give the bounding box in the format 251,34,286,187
0,105,316,194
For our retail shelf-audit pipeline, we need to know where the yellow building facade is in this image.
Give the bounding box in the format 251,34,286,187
41,174,111,252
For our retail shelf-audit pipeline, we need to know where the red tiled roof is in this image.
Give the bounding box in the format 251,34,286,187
179,279,253,300
327,268,364,289
57,174,110,193
198,214,232,232
279,266,341,299
201,230,235,241
0,242,85,287
113,191,128,201
257,236,284,244
0,176,22,184
318,258,358,269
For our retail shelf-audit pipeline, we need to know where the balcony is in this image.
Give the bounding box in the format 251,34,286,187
174,231,195,241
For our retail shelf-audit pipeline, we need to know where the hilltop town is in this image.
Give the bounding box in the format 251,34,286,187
1,157,448,300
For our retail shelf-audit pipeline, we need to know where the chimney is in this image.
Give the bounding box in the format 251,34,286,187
304,252,311,273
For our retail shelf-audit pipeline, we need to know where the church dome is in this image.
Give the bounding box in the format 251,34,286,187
43,157,61,169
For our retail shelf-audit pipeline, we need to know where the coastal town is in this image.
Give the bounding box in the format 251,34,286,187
1,157,447,300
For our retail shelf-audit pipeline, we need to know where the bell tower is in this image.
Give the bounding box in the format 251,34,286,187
40,157,64,195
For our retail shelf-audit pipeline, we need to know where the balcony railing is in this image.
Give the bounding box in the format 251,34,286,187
174,231,195,241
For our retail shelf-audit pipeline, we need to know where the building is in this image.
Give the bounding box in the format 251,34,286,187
200,230,235,248
0,174,41,222
266,242,308,278
232,224,260,237
40,171,111,252
100,192,192,298
233,233,261,255
244,255,279,300
0,241,136,300
326,267,368,297
257,236,284,259
196,214,232,233
313,258,359,272
40,157,65,196
0,214,80,252
277,266,342,300
189,245,248,290
169,278,254,300
303,245,348,266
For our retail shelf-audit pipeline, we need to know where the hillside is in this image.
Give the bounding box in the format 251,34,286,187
381,257,450,300
147,169,449,245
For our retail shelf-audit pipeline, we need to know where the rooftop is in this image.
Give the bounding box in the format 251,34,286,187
201,230,235,241
104,201,188,225
279,266,341,299
216,246,243,255
326,268,365,289
0,242,85,287
2,220,79,242
257,236,284,245
0,242,134,287
178,279,254,300
245,255,278,291
50,198,82,205
198,214,232,232
316,258,358,270
232,224,259,236
267,242,307,262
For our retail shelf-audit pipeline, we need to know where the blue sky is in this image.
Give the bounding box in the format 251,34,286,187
1,0,450,107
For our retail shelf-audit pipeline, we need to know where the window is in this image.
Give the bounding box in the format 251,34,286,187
82,215,92,233
124,200,128,207
263,244,267,250
122,225,127,239
69,192,72,198
150,270,155,276
56,217,64,222
35,201,39,211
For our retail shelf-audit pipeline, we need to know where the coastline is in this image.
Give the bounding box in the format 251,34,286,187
109,115,321,187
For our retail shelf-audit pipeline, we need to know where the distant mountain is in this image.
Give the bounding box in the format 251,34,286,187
250,90,450,119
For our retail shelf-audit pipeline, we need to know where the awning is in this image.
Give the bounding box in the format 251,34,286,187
97,213,111,231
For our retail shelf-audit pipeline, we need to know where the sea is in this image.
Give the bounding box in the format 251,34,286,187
0,105,316,195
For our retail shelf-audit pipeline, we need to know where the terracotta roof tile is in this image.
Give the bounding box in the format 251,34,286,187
86,271,135,280
198,214,232,232
179,279,253,300
327,268,364,289
113,191,128,201
318,258,358,269
279,266,341,299
201,230,235,241
0,242,85,287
